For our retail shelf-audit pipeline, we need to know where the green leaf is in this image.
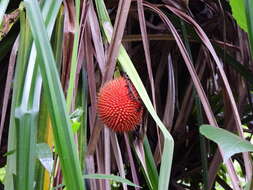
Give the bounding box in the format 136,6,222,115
143,137,159,189
3,149,16,157
71,121,81,133
53,174,142,189
0,167,6,182
66,0,81,112
244,0,253,58
36,143,53,173
200,125,253,161
70,108,83,132
230,0,253,60
23,0,85,189
13,8,39,190
83,174,141,188
229,0,248,32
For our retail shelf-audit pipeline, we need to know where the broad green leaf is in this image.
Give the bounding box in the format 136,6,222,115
200,125,253,161
83,174,141,188
229,0,248,32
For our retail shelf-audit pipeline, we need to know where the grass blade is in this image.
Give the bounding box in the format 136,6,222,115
83,173,141,188
23,1,85,189
4,7,31,189
244,0,253,57
143,137,159,189
66,0,81,112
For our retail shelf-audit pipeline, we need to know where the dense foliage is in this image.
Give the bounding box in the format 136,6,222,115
0,0,253,190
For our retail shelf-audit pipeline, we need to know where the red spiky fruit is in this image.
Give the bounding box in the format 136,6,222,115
97,77,143,132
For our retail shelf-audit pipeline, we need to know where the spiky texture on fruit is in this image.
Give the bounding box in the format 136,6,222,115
97,77,143,132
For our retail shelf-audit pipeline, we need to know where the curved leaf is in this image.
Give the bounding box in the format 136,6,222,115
200,125,253,162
